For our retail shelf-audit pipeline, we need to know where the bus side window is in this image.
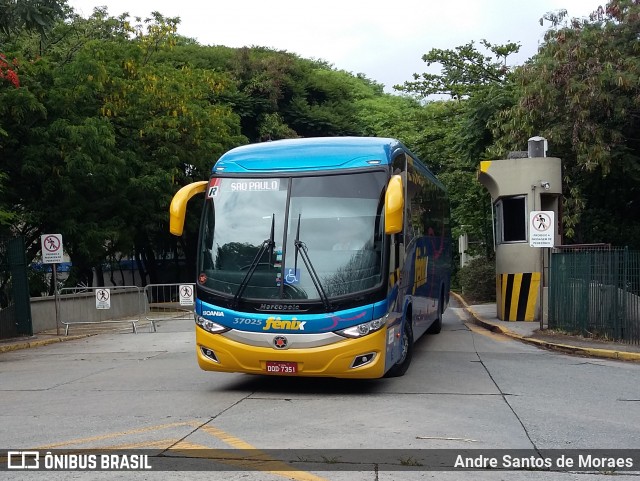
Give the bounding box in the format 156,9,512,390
405,156,422,246
422,183,443,238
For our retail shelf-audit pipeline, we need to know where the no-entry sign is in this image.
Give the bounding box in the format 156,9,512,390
529,211,555,248
41,234,64,263
179,285,194,306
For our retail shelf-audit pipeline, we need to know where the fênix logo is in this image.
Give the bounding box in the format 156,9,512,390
262,316,306,331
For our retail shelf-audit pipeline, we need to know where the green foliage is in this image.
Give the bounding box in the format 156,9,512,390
28,265,50,297
355,94,423,144
1,5,426,286
396,41,520,258
0,8,247,284
397,39,519,100
492,0,640,246
400,12,640,252
457,257,496,303
0,0,67,37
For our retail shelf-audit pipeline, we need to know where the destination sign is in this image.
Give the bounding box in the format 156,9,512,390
229,180,280,192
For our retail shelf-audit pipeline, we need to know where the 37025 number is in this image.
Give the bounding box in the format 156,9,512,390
233,318,262,326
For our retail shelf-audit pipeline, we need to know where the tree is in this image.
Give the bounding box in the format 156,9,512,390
0,0,67,37
397,39,519,100
396,40,521,260
1,9,245,286
492,0,640,245
0,52,22,228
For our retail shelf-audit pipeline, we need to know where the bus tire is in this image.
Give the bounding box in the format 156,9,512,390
385,319,413,378
427,290,444,334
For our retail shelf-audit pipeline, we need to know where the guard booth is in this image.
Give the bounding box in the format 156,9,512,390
477,137,562,322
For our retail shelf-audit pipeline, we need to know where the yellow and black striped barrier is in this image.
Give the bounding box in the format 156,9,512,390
496,272,541,321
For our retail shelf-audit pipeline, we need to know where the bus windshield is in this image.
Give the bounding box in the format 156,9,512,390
198,171,387,303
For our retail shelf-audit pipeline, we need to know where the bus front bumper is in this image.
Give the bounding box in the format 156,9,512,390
195,326,388,379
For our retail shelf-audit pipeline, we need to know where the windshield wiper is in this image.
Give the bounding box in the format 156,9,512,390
232,214,275,308
293,214,331,311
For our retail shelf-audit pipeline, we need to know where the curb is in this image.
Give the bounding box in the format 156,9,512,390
451,292,640,362
0,334,95,354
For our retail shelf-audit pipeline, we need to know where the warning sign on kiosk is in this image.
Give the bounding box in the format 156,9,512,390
529,211,555,248
41,234,63,264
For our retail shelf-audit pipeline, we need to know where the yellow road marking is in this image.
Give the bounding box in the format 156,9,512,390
197,424,331,481
172,440,300,473
30,419,331,481
199,424,256,449
99,439,177,450
35,421,196,449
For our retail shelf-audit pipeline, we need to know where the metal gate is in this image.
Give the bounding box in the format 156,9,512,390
58,286,144,335
144,283,195,332
549,246,640,344
0,236,32,339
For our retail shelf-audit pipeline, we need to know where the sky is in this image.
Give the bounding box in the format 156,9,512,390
67,0,603,93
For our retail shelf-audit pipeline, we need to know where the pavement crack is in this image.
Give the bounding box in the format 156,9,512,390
44,366,119,390
161,390,256,453
469,329,541,455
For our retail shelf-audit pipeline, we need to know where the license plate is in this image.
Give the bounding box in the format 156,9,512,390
265,361,298,374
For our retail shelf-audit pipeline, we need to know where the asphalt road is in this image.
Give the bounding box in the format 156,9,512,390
1,298,639,480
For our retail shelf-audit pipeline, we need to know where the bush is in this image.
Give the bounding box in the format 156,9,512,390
457,257,496,303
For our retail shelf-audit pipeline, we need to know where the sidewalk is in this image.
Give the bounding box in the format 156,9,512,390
0,333,95,353
0,322,145,354
452,292,640,362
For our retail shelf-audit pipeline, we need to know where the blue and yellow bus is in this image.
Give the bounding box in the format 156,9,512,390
170,137,451,378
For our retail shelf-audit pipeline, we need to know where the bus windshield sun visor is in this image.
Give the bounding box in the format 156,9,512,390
232,213,276,307
294,214,331,311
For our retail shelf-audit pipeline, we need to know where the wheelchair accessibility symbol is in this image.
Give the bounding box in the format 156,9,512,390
284,268,301,285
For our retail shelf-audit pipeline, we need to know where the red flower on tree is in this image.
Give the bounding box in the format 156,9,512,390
0,53,20,88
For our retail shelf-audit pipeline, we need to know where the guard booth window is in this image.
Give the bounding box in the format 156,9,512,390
494,196,527,244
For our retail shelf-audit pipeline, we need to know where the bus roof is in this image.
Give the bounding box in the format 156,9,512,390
212,137,407,173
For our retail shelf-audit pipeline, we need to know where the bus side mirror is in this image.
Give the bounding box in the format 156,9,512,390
169,181,208,236
384,175,404,235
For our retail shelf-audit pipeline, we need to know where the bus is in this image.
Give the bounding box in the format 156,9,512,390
169,137,451,378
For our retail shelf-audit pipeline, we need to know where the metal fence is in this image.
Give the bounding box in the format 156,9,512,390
56,283,195,335
58,286,145,335
0,236,32,339
549,246,640,344
144,283,195,332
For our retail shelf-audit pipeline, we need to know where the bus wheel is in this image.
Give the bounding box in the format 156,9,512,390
385,320,413,378
427,291,444,334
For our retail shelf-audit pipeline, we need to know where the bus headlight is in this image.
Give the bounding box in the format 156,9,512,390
336,316,387,338
195,314,230,334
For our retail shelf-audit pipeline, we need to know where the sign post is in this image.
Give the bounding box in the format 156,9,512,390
529,212,555,330
41,234,64,335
